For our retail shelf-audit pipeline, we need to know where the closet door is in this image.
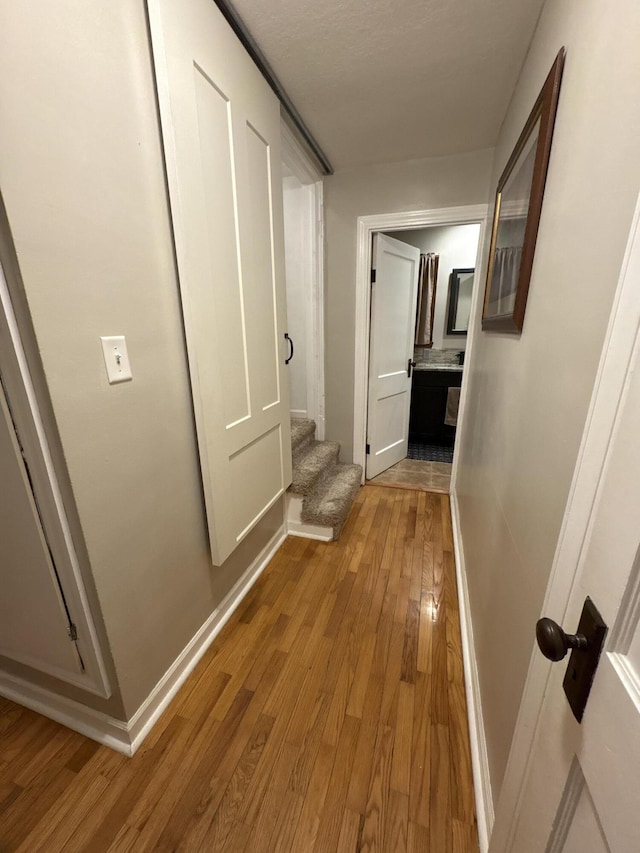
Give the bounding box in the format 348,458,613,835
0,379,83,681
148,0,292,564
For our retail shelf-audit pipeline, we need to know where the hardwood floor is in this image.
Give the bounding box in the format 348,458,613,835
0,485,478,852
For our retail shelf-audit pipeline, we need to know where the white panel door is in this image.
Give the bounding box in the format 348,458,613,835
366,233,420,479
0,380,83,681
499,206,640,852
148,0,292,565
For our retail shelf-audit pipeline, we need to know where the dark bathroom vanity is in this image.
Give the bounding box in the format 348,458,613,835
409,366,463,446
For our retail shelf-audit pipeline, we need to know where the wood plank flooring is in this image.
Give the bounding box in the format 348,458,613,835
0,485,478,852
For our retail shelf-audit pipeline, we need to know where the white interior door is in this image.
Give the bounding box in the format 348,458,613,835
148,0,292,565
366,233,420,479
495,201,640,852
0,379,83,682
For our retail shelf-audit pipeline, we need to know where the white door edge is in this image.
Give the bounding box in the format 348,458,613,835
281,119,325,437
490,189,640,851
353,205,488,481
0,259,112,698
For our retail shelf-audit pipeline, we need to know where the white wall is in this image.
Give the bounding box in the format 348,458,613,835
455,0,640,805
324,149,494,461
390,224,481,350
0,0,284,719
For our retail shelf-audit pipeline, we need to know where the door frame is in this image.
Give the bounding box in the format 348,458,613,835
353,204,488,481
489,190,640,851
0,220,111,698
281,120,326,437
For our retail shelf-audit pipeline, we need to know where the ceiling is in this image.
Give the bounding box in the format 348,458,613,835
230,0,546,172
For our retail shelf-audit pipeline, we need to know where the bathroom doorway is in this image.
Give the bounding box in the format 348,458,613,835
353,205,487,496
370,223,480,493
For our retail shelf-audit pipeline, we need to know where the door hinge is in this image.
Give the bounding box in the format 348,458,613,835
366,443,370,455
68,623,78,642
370,269,376,284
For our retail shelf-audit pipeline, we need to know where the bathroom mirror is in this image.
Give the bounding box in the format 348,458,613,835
446,267,474,335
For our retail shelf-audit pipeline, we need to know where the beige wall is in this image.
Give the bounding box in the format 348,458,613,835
323,150,494,461
0,1,284,719
456,0,640,803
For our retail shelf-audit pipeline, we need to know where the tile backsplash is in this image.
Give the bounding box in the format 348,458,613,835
414,347,462,365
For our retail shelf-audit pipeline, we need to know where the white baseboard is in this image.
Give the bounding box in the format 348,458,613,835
449,490,494,852
0,671,132,754
290,408,308,419
285,492,333,541
286,524,333,541
126,524,286,751
0,523,286,757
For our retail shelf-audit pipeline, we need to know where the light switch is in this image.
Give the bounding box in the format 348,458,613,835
100,336,133,384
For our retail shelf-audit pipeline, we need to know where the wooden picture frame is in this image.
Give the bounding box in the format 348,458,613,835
482,48,565,332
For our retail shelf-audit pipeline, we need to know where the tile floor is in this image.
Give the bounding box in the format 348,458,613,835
367,458,451,493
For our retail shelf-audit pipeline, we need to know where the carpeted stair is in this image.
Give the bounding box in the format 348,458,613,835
288,417,362,540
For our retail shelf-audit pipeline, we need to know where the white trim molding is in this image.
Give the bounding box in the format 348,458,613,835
353,205,488,479
311,181,326,438
450,490,494,852
281,118,326,438
281,120,324,185
0,671,132,754
0,523,286,756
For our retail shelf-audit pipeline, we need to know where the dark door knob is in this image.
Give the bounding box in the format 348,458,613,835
536,617,588,662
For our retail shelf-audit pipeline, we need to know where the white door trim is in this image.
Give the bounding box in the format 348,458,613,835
353,205,488,479
281,120,326,437
489,190,640,851
310,181,326,438
0,258,111,698
281,120,323,186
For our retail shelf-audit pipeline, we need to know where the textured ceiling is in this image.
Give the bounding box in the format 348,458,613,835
230,0,545,171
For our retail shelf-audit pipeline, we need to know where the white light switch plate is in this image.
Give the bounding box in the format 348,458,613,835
100,335,133,384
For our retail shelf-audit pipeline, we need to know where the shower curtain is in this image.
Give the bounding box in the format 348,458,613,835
415,252,439,347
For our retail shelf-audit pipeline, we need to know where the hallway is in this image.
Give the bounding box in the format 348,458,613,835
0,485,477,852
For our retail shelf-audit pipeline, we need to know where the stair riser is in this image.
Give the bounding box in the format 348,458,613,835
299,463,363,539
290,442,341,496
290,418,317,455
292,434,316,463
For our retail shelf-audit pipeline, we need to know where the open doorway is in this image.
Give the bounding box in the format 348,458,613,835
369,223,481,493
352,205,488,495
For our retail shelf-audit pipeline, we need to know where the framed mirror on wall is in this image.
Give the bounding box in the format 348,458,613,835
446,267,474,336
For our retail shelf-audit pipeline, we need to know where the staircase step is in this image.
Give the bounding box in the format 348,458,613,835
290,440,340,496
290,417,316,456
301,463,363,539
